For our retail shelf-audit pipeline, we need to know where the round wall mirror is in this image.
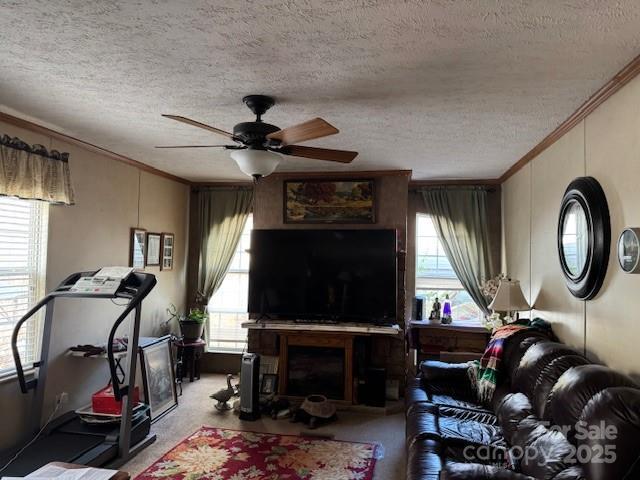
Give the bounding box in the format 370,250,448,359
557,177,610,300
560,200,589,278
618,228,640,273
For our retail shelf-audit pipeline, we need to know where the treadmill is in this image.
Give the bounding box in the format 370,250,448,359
1,270,157,476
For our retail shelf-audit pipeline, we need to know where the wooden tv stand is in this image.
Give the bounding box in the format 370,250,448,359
242,320,403,405
241,320,401,336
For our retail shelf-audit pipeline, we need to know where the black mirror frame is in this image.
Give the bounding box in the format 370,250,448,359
557,176,610,300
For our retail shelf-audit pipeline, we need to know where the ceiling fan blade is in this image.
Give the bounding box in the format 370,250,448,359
266,118,338,146
155,145,234,149
280,145,358,163
162,114,234,139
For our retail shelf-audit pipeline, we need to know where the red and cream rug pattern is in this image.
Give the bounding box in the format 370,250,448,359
135,426,378,480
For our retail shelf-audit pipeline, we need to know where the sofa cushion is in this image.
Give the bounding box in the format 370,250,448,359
546,365,637,441
439,406,498,426
510,415,548,451
442,442,511,468
441,461,535,479
497,393,534,445
406,402,505,452
533,354,589,419
512,342,582,400
552,466,587,479
437,411,506,448
518,428,578,479
429,393,493,413
503,333,551,385
576,387,640,480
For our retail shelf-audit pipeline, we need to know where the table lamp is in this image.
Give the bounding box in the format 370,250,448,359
488,278,530,323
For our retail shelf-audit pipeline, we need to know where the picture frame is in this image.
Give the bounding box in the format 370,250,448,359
284,179,376,224
129,228,146,269
260,373,278,395
160,232,175,271
146,232,161,267
139,336,178,422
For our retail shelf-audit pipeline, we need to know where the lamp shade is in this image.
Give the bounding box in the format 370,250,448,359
488,278,530,311
230,148,281,178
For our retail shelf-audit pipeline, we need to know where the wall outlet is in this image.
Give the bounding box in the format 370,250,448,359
56,392,69,406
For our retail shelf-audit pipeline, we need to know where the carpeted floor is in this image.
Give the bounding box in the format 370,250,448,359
122,373,406,480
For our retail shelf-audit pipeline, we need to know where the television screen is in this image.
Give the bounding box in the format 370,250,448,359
248,229,397,323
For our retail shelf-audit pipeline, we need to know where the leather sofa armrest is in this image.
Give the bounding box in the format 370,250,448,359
420,360,471,382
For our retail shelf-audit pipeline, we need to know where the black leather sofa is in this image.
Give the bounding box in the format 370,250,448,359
405,330,640,479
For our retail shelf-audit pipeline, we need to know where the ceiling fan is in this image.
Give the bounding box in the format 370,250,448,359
157,95,358,179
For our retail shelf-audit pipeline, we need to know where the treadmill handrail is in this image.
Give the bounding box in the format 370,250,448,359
107,273,157,401
11,271,156,396
11,295,54,393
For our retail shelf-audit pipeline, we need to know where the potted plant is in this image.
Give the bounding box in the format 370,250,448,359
167,304,207,341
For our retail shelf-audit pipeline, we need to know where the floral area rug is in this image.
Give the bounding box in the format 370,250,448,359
135,426,378,480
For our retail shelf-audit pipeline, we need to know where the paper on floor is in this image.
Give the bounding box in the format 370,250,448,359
2,464,117,480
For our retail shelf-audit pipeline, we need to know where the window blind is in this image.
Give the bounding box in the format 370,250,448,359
0,196,48,377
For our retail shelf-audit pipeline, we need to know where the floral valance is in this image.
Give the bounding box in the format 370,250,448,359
0,134,75,205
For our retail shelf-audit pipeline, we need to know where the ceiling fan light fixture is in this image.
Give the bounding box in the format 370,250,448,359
230,148,281,179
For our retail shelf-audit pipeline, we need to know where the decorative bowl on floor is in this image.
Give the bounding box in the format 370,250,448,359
300,394,336,418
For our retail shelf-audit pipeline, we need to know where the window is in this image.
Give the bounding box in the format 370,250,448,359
0,197,48,377
207,215,252,352
416,214,480,323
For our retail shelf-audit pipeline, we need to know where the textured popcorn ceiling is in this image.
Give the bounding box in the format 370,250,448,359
1,1,640,181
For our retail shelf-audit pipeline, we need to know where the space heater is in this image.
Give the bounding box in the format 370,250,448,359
239,353,261,421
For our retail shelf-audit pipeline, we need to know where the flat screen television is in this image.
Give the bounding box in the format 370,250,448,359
248,229,397,323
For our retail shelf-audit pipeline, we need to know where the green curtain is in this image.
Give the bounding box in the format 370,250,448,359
196,188,253,342
420,187,495,315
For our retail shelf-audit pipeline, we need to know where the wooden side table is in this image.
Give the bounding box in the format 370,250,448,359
173,338,206,383
408,320,490,368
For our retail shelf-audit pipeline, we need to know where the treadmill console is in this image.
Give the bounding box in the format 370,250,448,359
68,267,134,296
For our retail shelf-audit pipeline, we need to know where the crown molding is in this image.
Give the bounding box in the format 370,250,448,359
0,111,191,185
409,178,500,188
268,169,413,179
499,52,640,183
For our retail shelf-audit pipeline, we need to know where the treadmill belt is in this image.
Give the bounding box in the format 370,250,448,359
0,432,105,477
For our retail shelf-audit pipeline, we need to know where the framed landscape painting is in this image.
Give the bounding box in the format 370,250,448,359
284,179,375,224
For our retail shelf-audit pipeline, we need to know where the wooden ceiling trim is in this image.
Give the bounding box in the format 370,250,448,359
269,169,412,179
409,178,500,188
499,53,640,184
0,111,191,185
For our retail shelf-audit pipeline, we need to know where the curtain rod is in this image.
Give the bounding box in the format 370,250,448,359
192,185,254,192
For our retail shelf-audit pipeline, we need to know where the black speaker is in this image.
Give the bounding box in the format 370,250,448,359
239,353,261,421
413,296,425,320
364,367,386,407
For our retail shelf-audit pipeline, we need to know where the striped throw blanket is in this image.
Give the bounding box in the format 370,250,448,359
468,324,528,403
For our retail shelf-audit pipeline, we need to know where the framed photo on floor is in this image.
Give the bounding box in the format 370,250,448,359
284,179,376,224
160,232,174,271
129,227,146,269
139,336,178,422
260,373,278,395
146,232,161,267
